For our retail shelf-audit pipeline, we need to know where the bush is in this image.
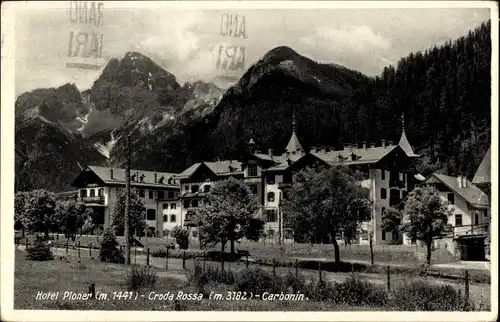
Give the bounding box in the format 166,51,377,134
391,280,471,311
99,228,125,264
26,240,53,261
125,265,158,291
187,260,236,288
172,226,189,250
245,218,265,241
234,267,283,294
333,278,389,306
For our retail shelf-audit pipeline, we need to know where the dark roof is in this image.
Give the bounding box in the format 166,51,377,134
427,173,489,207
472,147,491,184
79,166,179,188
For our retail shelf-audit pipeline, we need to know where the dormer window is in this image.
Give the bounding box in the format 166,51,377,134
140,174,145,182
158,176,164,183
248,165,258,177
131,174,137,181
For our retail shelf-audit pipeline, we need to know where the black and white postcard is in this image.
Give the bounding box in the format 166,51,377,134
1,1,497,321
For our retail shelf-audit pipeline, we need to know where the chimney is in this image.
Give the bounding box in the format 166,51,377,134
351,153,357,161
154,171,157,183
388,140,393,146
370,142,375,148
457,175,463,188
316,146,321,153
462,176,468,188
382,140,386,148
343,143,351,150
324,146,331,153
109,168,113,179
362,141,367,150
268,149,273,158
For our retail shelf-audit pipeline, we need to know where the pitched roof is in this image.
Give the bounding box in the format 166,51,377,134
265,153,306,172
312,145,398,166
85,166,179,188
285,132,303,153
473,147,491,184
398,130,419,157
177,160,243,179
429,173,489,207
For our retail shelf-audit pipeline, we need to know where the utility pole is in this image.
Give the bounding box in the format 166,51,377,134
125,135,131,265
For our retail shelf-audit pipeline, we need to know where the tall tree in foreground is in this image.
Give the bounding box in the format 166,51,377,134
198,177,258,254
113,188,147,237
14,191,28,236
392,186,452,265
21,189,57,239
55,200,94,241
283,166,372,263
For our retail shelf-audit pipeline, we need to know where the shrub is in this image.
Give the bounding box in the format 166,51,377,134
26,239,53,261
244,218,265,241
333,277,389,306
187,260,236,288
99,228,125,264
172,226,189,249
391,280,471,311
234,267,283,294
125,265,158,291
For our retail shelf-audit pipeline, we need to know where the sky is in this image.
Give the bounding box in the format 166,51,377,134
13,2,491,95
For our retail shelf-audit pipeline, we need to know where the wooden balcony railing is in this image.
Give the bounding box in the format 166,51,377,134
441,223,489,238
79,196,105,205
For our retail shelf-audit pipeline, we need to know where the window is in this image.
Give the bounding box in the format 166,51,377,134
149,190,154,199
475,213,479,225
267,175,275,184
191,185,199,193
249,184,258,194
185,185,189,191
192,200,199,208
80,189,87,197
447,193,455,205
267,192,275,202
382,230,386,241
170,203,176,210
163,215,167,222
158,191,165,200
381,188,387,199
248,165,258,177
90,189,95,197
162,204,168,210
399,172,404,181
266,209,277,222
146,209,156,220
183,200,190,209
139,189,145,198
170,214,176,222
168,191,175,199
455,214,463,226
381,170,386,180
204,185,211,193
98,188,104,197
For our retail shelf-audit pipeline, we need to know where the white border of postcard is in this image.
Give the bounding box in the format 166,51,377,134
1,1,498,321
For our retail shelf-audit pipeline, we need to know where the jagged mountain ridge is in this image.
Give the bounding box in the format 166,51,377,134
14,21,492,192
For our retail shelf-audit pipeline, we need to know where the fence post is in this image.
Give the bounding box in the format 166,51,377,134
134,246,137,264
221,255,225,271
26,238,29,249
88,283,96,300
89,243,92,257
66,240,69,254
295,259,299,278
246,254,249,269
147,248,150,266
351,262,355,278
78,241,81,258
272,258,276,277
387,265,391,291
319,262,323,283
464,270,470,310
165,247,169,270
182,251,186,269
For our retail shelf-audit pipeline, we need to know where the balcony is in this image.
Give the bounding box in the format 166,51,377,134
278,182,292,189
389,179,406,189
442,223,489,238
156,195,178,201
79,196,105,205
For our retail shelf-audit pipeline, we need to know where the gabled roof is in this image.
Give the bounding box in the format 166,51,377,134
177,160,243,179
473,147,491,184
73,166,179,188
427,173,489,207
312,145,398,166
265,153,307,172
